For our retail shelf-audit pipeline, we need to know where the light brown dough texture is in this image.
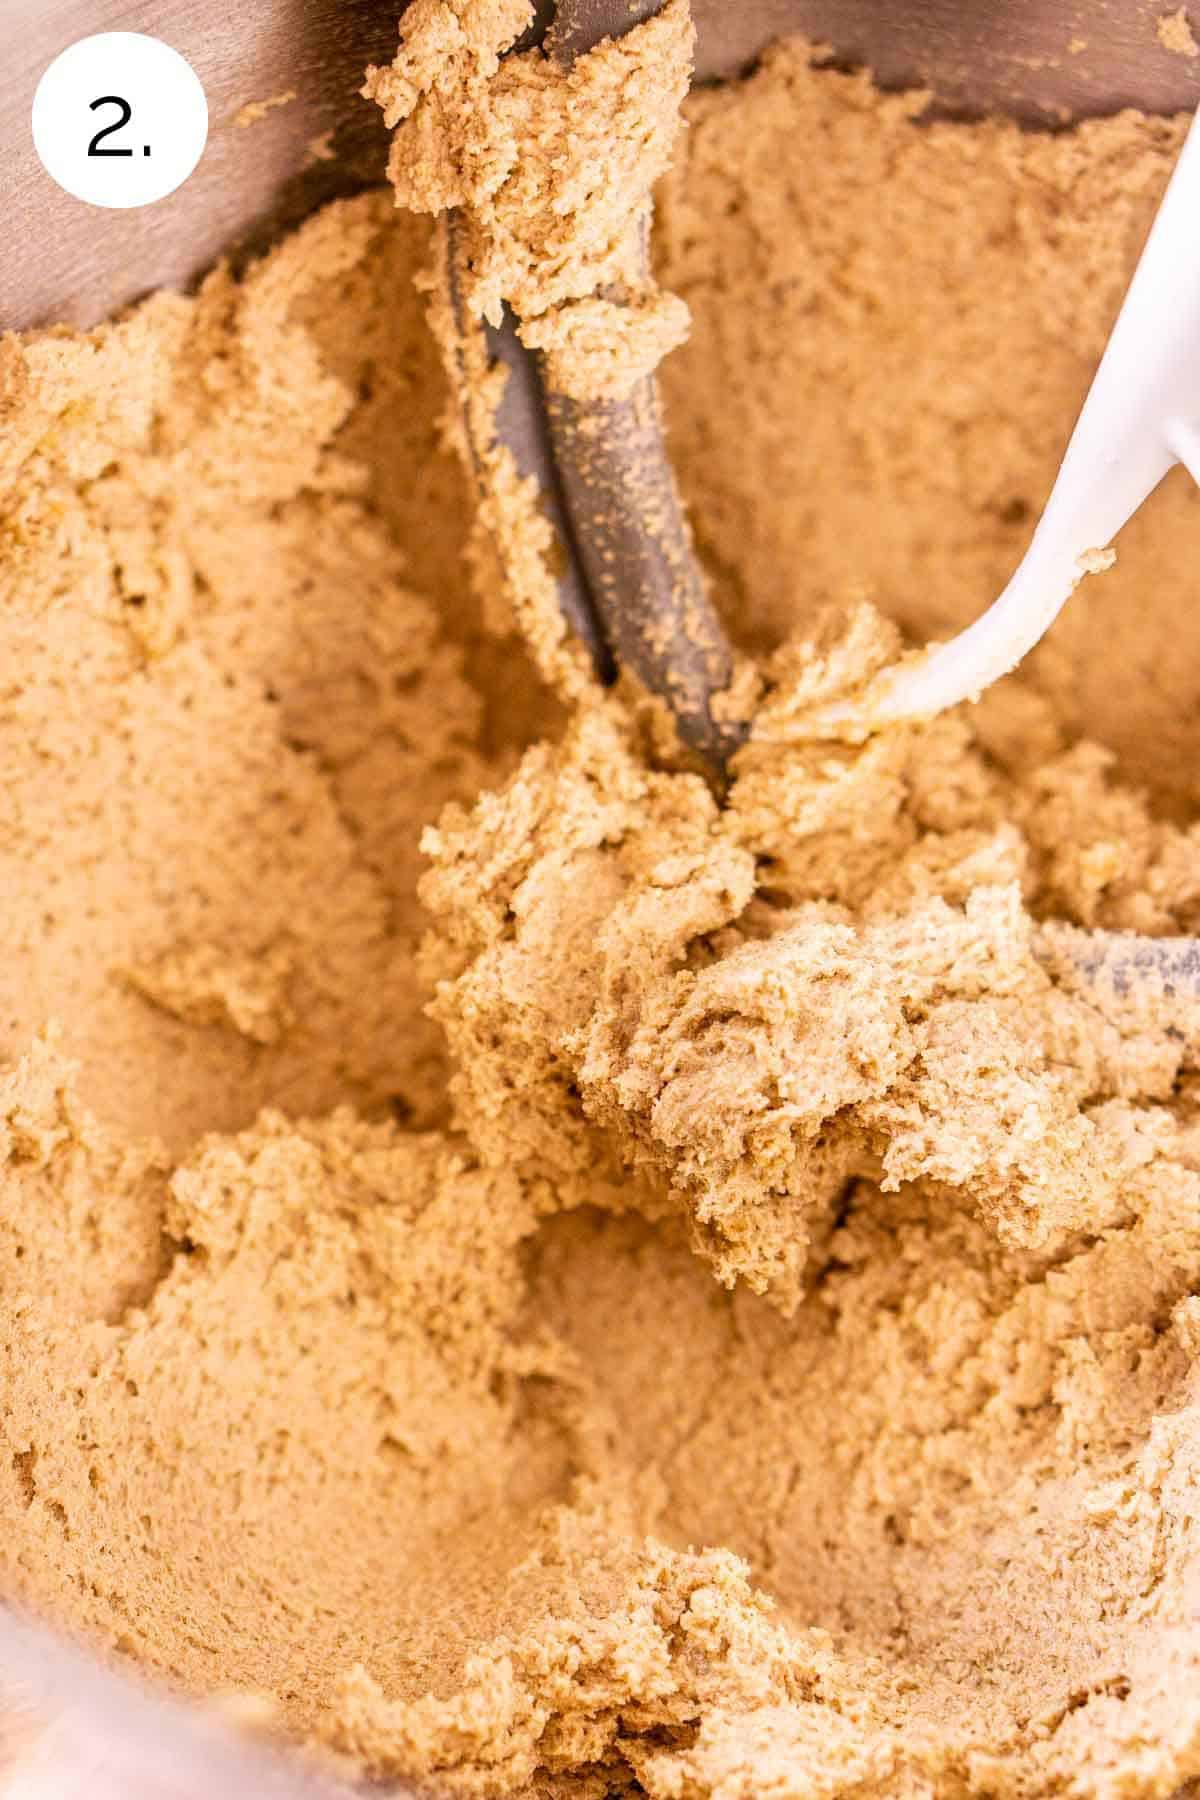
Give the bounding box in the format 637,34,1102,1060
2,23,1200,1800
364,0,693,398
1158,9,1200,58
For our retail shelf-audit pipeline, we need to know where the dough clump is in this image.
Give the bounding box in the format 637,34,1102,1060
364,0,692,398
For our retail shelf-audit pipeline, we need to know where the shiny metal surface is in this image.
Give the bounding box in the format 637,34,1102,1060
0,1605,364,1798
3,1,1200,330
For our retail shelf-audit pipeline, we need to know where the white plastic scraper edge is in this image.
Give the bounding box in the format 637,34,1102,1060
843,103,1200,731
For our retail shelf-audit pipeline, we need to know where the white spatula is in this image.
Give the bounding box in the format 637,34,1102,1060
827,104,1200,732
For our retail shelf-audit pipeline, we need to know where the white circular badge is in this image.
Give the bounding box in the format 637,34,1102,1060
32,32,208,209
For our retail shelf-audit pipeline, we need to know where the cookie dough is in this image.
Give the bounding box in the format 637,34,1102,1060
1,10,1198,1798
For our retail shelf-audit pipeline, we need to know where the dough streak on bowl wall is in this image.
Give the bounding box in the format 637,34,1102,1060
2,4,1200,1795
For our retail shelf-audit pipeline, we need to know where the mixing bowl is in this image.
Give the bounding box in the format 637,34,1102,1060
2,3,1197,1794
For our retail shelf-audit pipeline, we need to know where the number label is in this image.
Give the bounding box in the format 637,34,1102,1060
33,32,208,209
88,94,134,156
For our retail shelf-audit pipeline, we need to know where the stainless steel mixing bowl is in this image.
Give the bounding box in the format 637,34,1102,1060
5,0,1200,330
1,3,1198,1795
